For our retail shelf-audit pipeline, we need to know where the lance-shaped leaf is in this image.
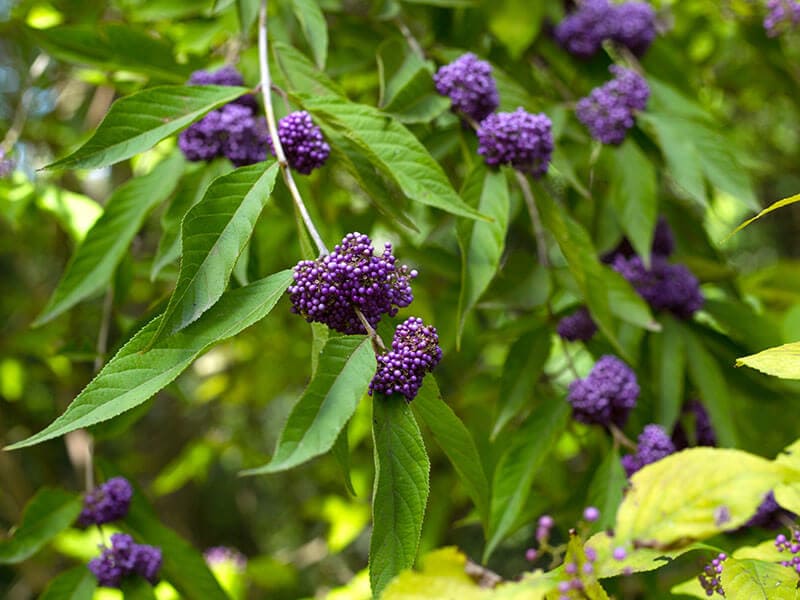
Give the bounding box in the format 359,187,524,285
456,166,510,347
370,394,430,597
737,341,800,380
484,399,570,562
242,336,376,475
291,0,328,69
614,448,782,547
721,558,800,600
45,85,250,170
273,41,344,97
585,446,627,534
6,270,292,450
413,377,490,529
34,153,185,326
299,95,487,221
38,566,97,600
151,162,279,342
120,579,158,600
0,488,81,564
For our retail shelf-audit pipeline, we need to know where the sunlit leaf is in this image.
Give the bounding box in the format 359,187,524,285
721,558,800,600
737,341,800,380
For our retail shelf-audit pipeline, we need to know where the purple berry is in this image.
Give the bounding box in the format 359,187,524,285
576,66,650,146
88,533,162,589
585,547,597,562
621,424,676,477
583,506,600,522
613,2,658,56
557,307,597,342
765,0,800,37
289,233,416,335
525,548,538,561
369,317,442,402
269,110,330,175
612,547,627,561
697,552,726,597
433,53,499,122
567,355,639,427
476,108,554,177
78,477,133,527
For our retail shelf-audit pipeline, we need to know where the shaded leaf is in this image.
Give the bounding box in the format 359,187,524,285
488,0,545,59
242,336,376,475
152,162,279,341
650,315,686,428
273,41,344,97
120,578,158,600
291,0,328,69
0,488,81,564
413,377,490,529
585,446,626,534
46,85,249,170
35,153,184,325
332,424,357,496
370,394,430,597
38,565,96,600
236,0,259,33
6,271,292,450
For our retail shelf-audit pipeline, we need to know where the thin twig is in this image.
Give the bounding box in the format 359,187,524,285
355,307,387,353
514,171,550,267
609,423,637,451
394,18,425,60
258,0,328,256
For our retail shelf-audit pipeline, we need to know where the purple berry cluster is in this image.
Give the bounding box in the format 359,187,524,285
698,552,726,597
433,53,500,123
776,529,800,573
555,0,657,58
621,424,675,477
88,533,162,588
602,216,675,263
746,491,795,529
269,110,330,175
612,254,704,319
557,307,597,342
179,67,269,167
576,66,650,145
764,0,800,37
78,477,133,527
204,546,247,571
672,400,717,449
477,108,554,177
567,355,639,427
369,316,442,401
289,233,416,335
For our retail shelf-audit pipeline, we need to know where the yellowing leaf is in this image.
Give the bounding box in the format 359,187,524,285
381,547,489,600
737,342,800,379
721,558,800,600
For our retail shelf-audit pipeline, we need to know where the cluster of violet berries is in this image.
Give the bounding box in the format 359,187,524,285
269,111,330,174
764,0,800,37
567,355,640,427
289,233,440,402
576,65,650,145
554,0,658,58
746,491,795,529
434,54,554,178
621,424,675,477
775,528,800,573
78,477,162,588
556,307,598,342
698,552,727,597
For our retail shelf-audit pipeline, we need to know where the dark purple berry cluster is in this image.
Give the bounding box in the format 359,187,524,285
765,0,800,37
612,254,704,319
88,533,162,588
78,476,133,527
604,216,675,262
576,66,649,145
557,307,597,342
477,108,554,177
369,316,442,401
269,111,330,175
433,53,500,123
672,400,717,449
746,491,795,529
698,552,726,597
776,529,800,573
179,67,269,167
567,355,639,427
555,0,657,58
621,424,675,477
289,233,416,335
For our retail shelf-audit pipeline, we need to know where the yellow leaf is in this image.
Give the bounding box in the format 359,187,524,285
737,342,800,379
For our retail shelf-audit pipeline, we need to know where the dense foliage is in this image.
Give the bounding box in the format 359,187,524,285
5,0,800,599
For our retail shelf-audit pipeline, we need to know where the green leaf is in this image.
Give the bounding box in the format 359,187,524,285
456,167,510,347
124,487,228,600
332,424,357,496
492,328,551,439
0,488,81,564
400,0,478,5
650,315,685,428
370,394,431,598
242,336,376,475
120,578,158,600
151,162,279,341
46,85,250,170
721,558,800,600
291,0,328,69
737,341,800,379
236,0,258,33
484,399,570,562
412,377,490,529
38,565,97,600
614,448,782,548
488,0,545,59
602,267,659,332
273,41,345,97
299,95,487,221
152,160,233,281
6,270,292,450
379,44,450,124
585,446,627,534
608,139,657,263
30,24,192,82
683,328,738,447
35,153,185,326
727,193,800,239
